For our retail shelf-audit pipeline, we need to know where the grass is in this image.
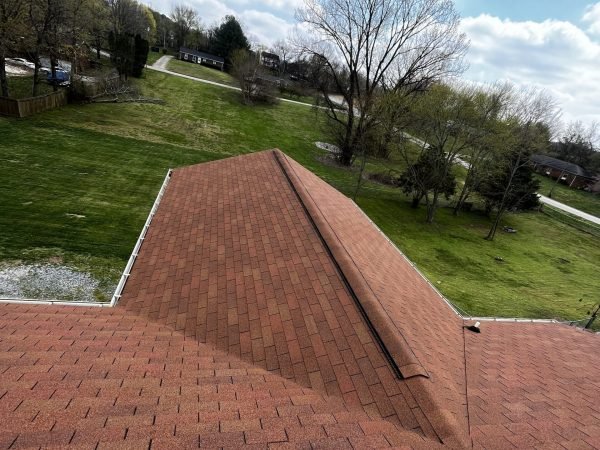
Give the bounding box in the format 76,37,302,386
536,174,600,217
165,57,317,105
1,68,599,325
146,51,163,66
6,76,55,99
167,58,238,86
358,196,599,321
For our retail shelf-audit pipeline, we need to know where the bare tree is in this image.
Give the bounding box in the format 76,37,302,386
453,82,513,215
231,49,261,104
170,4,199,49
0,0,26,97
88,0,110,59
479,87,561,241
28,0,56,96
294,0,468,165
106,0,152,37
272,38,291,77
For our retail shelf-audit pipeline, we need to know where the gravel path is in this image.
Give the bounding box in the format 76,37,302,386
0,264,113,302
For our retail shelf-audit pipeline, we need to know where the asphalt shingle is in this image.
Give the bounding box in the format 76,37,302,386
1,149,598,449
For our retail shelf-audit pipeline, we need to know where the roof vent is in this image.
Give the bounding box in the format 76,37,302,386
465,321,481,333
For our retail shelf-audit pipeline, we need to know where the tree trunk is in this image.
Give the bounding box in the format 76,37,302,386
338,95,355,166
426,191,439,224
50,55,58,92
0,51,8,97
32,54,40,96
352,149,367,201
411,195,421,208
485,207,505,241
453,173,472,216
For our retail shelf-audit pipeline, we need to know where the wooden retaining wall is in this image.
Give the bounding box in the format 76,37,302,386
0,90,68,118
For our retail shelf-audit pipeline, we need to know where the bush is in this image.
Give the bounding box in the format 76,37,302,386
279,82,310,100
368,171,400,186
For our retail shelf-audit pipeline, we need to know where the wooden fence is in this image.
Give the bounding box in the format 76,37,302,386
0,90,68,118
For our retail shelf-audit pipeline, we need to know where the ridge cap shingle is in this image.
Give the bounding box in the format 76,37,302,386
273,150,429,380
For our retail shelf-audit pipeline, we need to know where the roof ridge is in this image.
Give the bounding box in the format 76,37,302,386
273,150,428,380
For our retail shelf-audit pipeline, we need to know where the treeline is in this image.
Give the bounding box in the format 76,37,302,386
379,82,557,240
152,7,251,70
546,121,600,174
0,0,158,97
294,0,598,240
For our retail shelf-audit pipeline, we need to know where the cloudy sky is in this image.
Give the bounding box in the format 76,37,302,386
146,0,600,127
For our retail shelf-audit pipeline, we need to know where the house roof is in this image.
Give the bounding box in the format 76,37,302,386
532,154,597,179
1,150,599,449
261,52,280,61
179,47,225,63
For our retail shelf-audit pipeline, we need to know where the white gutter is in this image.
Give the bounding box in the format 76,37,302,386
463,316,558,324
0,169,173,309
349,199,591,326
110,169,172,307
0,297,111,307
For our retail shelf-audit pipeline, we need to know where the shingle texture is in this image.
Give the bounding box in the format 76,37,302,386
1,149,598,449
532,154,596,179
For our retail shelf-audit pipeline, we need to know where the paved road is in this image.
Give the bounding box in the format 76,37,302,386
147,56,319,109
538,194,600,225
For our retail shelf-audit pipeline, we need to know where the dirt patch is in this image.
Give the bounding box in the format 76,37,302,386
0,263,112,302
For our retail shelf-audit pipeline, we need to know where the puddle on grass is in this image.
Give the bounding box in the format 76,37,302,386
0,264,112,302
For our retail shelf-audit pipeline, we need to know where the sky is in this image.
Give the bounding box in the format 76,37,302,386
146,0,600,129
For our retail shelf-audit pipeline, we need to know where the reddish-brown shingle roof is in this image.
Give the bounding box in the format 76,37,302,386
1,149,599,449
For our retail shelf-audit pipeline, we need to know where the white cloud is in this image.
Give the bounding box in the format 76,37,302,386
238,10,293,47
227,0,303,10
460,14,600,126
147,0,235,28
145,0,294,45
583,2,600,35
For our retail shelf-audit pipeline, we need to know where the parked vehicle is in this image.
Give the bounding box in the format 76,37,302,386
47,69,70,86
7,58,35,69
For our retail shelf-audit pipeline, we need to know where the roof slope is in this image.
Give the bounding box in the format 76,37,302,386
179,47,225,63
118,150,447,445
532,154,596,179
466,322,600,449
1,149,599,449
0,303,434,449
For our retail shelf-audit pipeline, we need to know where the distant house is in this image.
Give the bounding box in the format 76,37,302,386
260,51,280,70
531,154,598,189
179,47,224,71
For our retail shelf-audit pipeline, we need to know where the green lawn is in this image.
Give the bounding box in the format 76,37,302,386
166,57,317,105
536,174,600,217
146,51,164,66
1,69,599,324
6,76,55,99
167,58,238,86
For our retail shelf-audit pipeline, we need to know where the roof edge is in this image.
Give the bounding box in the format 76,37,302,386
273,150,429,380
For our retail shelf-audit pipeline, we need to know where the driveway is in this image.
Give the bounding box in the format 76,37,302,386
538,194,600,225
152,55,173,70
